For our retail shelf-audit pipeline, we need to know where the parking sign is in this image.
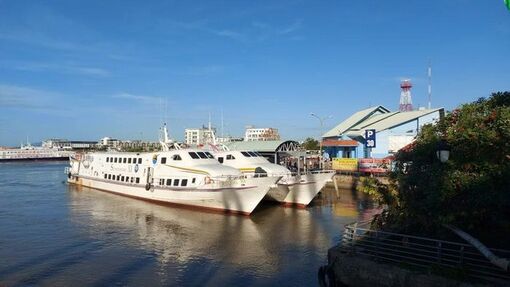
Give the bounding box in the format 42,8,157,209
365,129,376,148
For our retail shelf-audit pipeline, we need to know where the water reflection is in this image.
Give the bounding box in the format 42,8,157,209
67,185,333,277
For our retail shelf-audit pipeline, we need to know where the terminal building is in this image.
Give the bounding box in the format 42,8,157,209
322,105,444,159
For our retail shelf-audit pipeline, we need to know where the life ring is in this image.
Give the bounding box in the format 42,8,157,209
145,183,151,191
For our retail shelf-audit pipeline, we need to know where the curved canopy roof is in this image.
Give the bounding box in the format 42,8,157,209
223,140,300,152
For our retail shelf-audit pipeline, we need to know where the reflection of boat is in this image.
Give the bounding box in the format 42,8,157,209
68,185,274,271
66,148,280,215
211,150,335,207
67,185,333,273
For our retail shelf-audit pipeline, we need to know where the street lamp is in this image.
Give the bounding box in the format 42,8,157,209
436,139,450,163
310,113,332,169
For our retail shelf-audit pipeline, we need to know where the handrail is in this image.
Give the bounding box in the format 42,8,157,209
341,222,510,282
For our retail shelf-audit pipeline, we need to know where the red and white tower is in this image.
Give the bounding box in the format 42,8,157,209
399,80,413,112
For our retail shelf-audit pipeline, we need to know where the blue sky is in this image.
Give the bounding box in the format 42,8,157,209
0,0,509,146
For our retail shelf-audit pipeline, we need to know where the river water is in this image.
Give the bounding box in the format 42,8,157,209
0,162,378,286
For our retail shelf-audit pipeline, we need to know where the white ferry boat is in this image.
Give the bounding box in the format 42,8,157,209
211,150,335,207
66,149,281,215
0,143,73,162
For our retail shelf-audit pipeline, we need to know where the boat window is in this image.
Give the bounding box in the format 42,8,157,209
172,154,182,160
136,178,140,184
204,152,214,159
125,177,129,182
159,178,164,185
138,158,142,164
181,179,188,186
166,179,172,186
104,174,107,179
128,158,132,164
121,176,125,181
106,157,109,162
132,158,136,163
192,178,196,184
130,177,134,183
116,175,120,181
241,152,251,157
196,152,207,159
188,152,199,159
114,158,117,163
248,151,258,157
256,152,263,157
218,157,224,163
226,154,235,160
161,157,167,164
173,179,180,186
123,158,127,163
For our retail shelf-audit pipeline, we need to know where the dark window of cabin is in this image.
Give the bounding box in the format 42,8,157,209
172,155,182,160
161,157,167,164
114,158,117,163
117,175,120,181
226,154,235,160
104,174,107,179
132,158,136,163
128,158,131,164
166,179,172,186
123,158,127,163
125,177,129,182
218,157,224,163
159,178,164,185
196,152,207,159
204,152,214,159
121,176,125,181
181,179,188,186
256,152,263,157
173,179,180,186
188,152,199,159
248,151,258,157
241,152,251,157
130,177,134,183
106,157,109,162
192,178,196,184
136,178,140,183
138,158,142,164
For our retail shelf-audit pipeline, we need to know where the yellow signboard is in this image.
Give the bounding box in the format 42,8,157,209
332,158,358,171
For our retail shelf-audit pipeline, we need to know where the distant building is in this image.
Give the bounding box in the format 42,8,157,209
244,127,280,141
42,139,97,150
98,137,121,148
322,105,444,159
216,136,244,143
184,126,216,146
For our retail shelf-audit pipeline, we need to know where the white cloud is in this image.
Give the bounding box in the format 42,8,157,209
112,93,160,102
15,62,110,77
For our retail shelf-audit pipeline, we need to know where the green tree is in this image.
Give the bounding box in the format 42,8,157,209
302,137,319,150
365,92,510,246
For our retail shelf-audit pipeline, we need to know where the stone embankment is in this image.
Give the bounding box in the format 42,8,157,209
332,174,389,190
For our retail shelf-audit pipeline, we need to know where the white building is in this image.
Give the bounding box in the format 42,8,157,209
184,127,216,146
244,127,280,141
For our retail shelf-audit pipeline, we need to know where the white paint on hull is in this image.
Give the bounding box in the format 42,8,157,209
69,175,280,215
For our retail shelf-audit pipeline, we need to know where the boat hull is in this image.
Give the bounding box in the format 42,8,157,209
68,175,280,215
265,172,335,206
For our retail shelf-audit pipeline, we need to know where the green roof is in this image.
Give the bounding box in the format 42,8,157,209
322,106,391,137
324,106,444,138
223,140,300,152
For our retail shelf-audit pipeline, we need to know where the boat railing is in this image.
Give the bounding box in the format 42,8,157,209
341,221,510,283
